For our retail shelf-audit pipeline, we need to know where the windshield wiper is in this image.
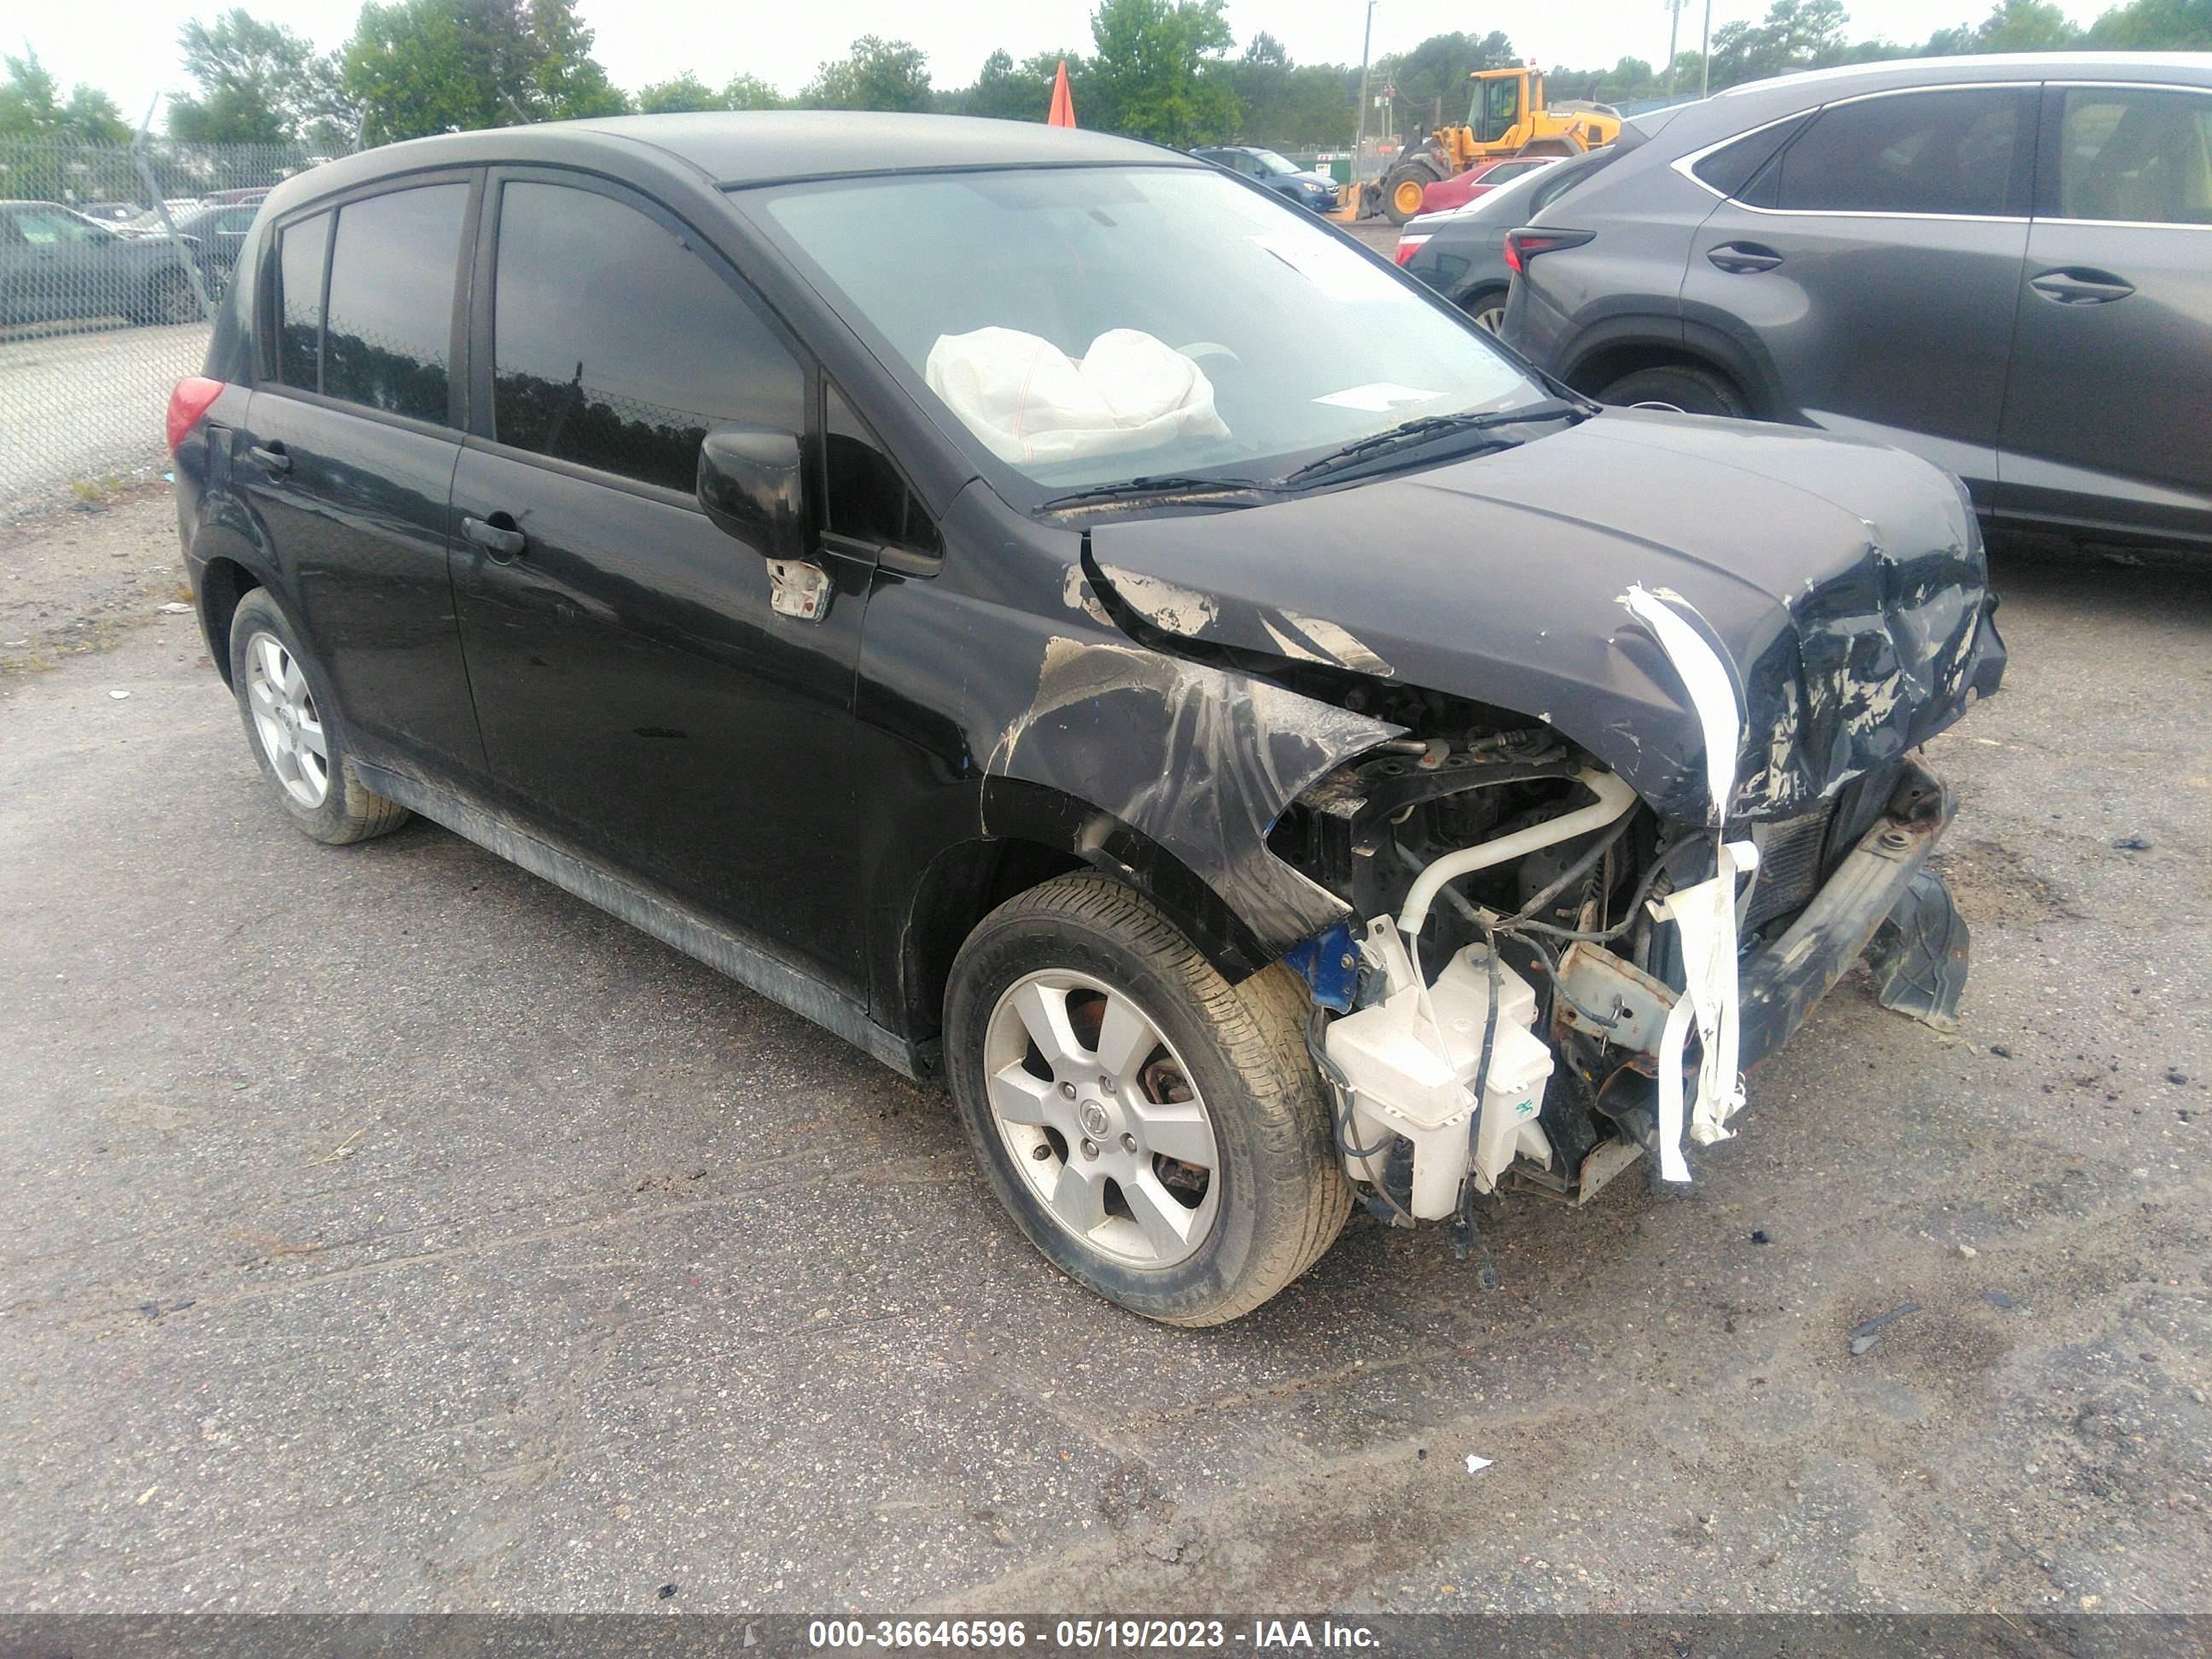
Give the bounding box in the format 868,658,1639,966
1039,474,1283,510
1281,397,1586,485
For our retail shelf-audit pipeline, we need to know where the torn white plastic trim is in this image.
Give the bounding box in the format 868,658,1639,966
1622,585,1741,828
1621,583,1757,1183
1397,767,1638,938
1649,837,1760,1182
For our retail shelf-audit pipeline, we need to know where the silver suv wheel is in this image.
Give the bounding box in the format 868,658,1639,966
243,630,329,807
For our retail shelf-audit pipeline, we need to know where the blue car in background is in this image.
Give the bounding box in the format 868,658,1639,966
1191,145,1341,211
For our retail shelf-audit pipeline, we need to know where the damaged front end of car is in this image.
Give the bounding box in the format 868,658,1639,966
1072,421,2008,1238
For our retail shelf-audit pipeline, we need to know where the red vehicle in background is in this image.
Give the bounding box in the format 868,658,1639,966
1418,154,1560,215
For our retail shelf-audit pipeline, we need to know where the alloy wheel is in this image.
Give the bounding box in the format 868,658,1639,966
982,970,1221,1269
245,631,330,806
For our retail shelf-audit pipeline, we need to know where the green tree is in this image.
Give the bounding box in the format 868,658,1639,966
0,49,129,143
721,73,784,111
2087,0,2212,46
1975,0,2083,48
801,36,932,112
1708,0,1850,90
169,9,355,146
1086,0,1238,147
342,0,626,142
637,72,727,114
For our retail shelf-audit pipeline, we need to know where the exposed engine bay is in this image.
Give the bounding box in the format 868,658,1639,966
1259,586,1971,1254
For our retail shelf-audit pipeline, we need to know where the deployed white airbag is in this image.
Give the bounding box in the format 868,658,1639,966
924,327,1229,466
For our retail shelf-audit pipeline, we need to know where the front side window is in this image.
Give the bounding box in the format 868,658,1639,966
490,181,806,495
1768,89,2029,217
273,210,331,393
756,166,1540,494
1476,79,1521,143
322,183,467,423
2053,87,2212,225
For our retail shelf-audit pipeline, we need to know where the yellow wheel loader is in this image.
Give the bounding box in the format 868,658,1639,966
1377,66,1623,224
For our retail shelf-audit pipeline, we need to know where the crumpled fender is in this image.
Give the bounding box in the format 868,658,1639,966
854,480,1401,964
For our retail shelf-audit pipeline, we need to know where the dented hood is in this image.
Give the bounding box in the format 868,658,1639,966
1086,410,2007,824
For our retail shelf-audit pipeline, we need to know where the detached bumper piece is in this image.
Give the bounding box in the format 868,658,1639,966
1863,869,1971,1032
1738,757,1959,1074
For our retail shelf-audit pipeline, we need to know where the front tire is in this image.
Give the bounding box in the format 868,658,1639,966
139,269,200,327
1597,363,1748,417
227,588,410,846
946,875,1349,1326
1383,164,1440,224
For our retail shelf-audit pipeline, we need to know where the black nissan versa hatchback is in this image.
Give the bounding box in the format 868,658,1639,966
172,114,2005,1325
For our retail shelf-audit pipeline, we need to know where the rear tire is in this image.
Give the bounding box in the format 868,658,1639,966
227,588,410,847
946,874,1350,1325
1597,364,1748,417
1460,288,1509,335
138,269,200,327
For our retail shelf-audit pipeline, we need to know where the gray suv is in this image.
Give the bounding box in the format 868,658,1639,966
1499,55,2212,550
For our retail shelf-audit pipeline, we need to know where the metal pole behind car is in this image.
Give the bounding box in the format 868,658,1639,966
131,102,214,322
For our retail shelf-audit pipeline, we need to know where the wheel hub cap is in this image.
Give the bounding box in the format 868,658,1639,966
981,970,1221,1270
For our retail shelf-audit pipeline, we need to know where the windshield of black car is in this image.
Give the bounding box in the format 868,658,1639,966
754,166,1543,494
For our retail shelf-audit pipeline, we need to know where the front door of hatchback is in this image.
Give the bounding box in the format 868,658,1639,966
447,172,880,990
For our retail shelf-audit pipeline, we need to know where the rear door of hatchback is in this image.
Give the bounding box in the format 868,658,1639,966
234,176,487,782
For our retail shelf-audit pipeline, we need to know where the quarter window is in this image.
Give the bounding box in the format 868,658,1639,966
825,383,938,553
2052,87,2212,225
1691,115,1811,202
273,211,331,393
491,181,806,494
1767,89,2029,218
322,183,468,423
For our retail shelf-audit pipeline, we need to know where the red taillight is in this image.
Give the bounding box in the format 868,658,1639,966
1394,234,1431,267
1503,228,1595,276
166,375,225,453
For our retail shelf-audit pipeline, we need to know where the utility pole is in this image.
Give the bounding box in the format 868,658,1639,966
1664,0,1684,101
1353,0,1377,181
1700,0,1714,99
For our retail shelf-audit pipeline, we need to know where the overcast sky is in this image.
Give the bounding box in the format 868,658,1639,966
27,0,2116,131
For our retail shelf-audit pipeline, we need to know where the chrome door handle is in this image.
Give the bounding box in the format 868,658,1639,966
2029,268,2134,306
1708,242,1783,274
462,515,527,558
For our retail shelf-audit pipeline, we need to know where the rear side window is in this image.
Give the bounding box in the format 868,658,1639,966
490,181,806,494
1528,147,1624,215
2051,86,2212,225
1691,115,1812,202
273,211,330,392
1767,89,2030,217
322,183,468,423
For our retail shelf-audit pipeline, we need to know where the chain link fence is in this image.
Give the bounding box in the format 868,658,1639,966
1,136,351,515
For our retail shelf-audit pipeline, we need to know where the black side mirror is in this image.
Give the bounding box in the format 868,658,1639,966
697,424,803,561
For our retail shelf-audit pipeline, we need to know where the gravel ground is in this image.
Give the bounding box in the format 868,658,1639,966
0,322,207,515
0,490,2206,1615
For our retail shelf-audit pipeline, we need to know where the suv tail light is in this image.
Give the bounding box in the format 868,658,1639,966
1394,233,1431,267
166,376,225,453
1503,228,1595,275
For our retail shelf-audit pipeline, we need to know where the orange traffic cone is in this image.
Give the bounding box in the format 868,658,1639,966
1047,60,1075,128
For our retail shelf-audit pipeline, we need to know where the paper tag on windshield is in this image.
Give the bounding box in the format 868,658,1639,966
1314,382,1447,413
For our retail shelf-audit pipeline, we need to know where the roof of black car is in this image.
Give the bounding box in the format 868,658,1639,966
552,111,1180,184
